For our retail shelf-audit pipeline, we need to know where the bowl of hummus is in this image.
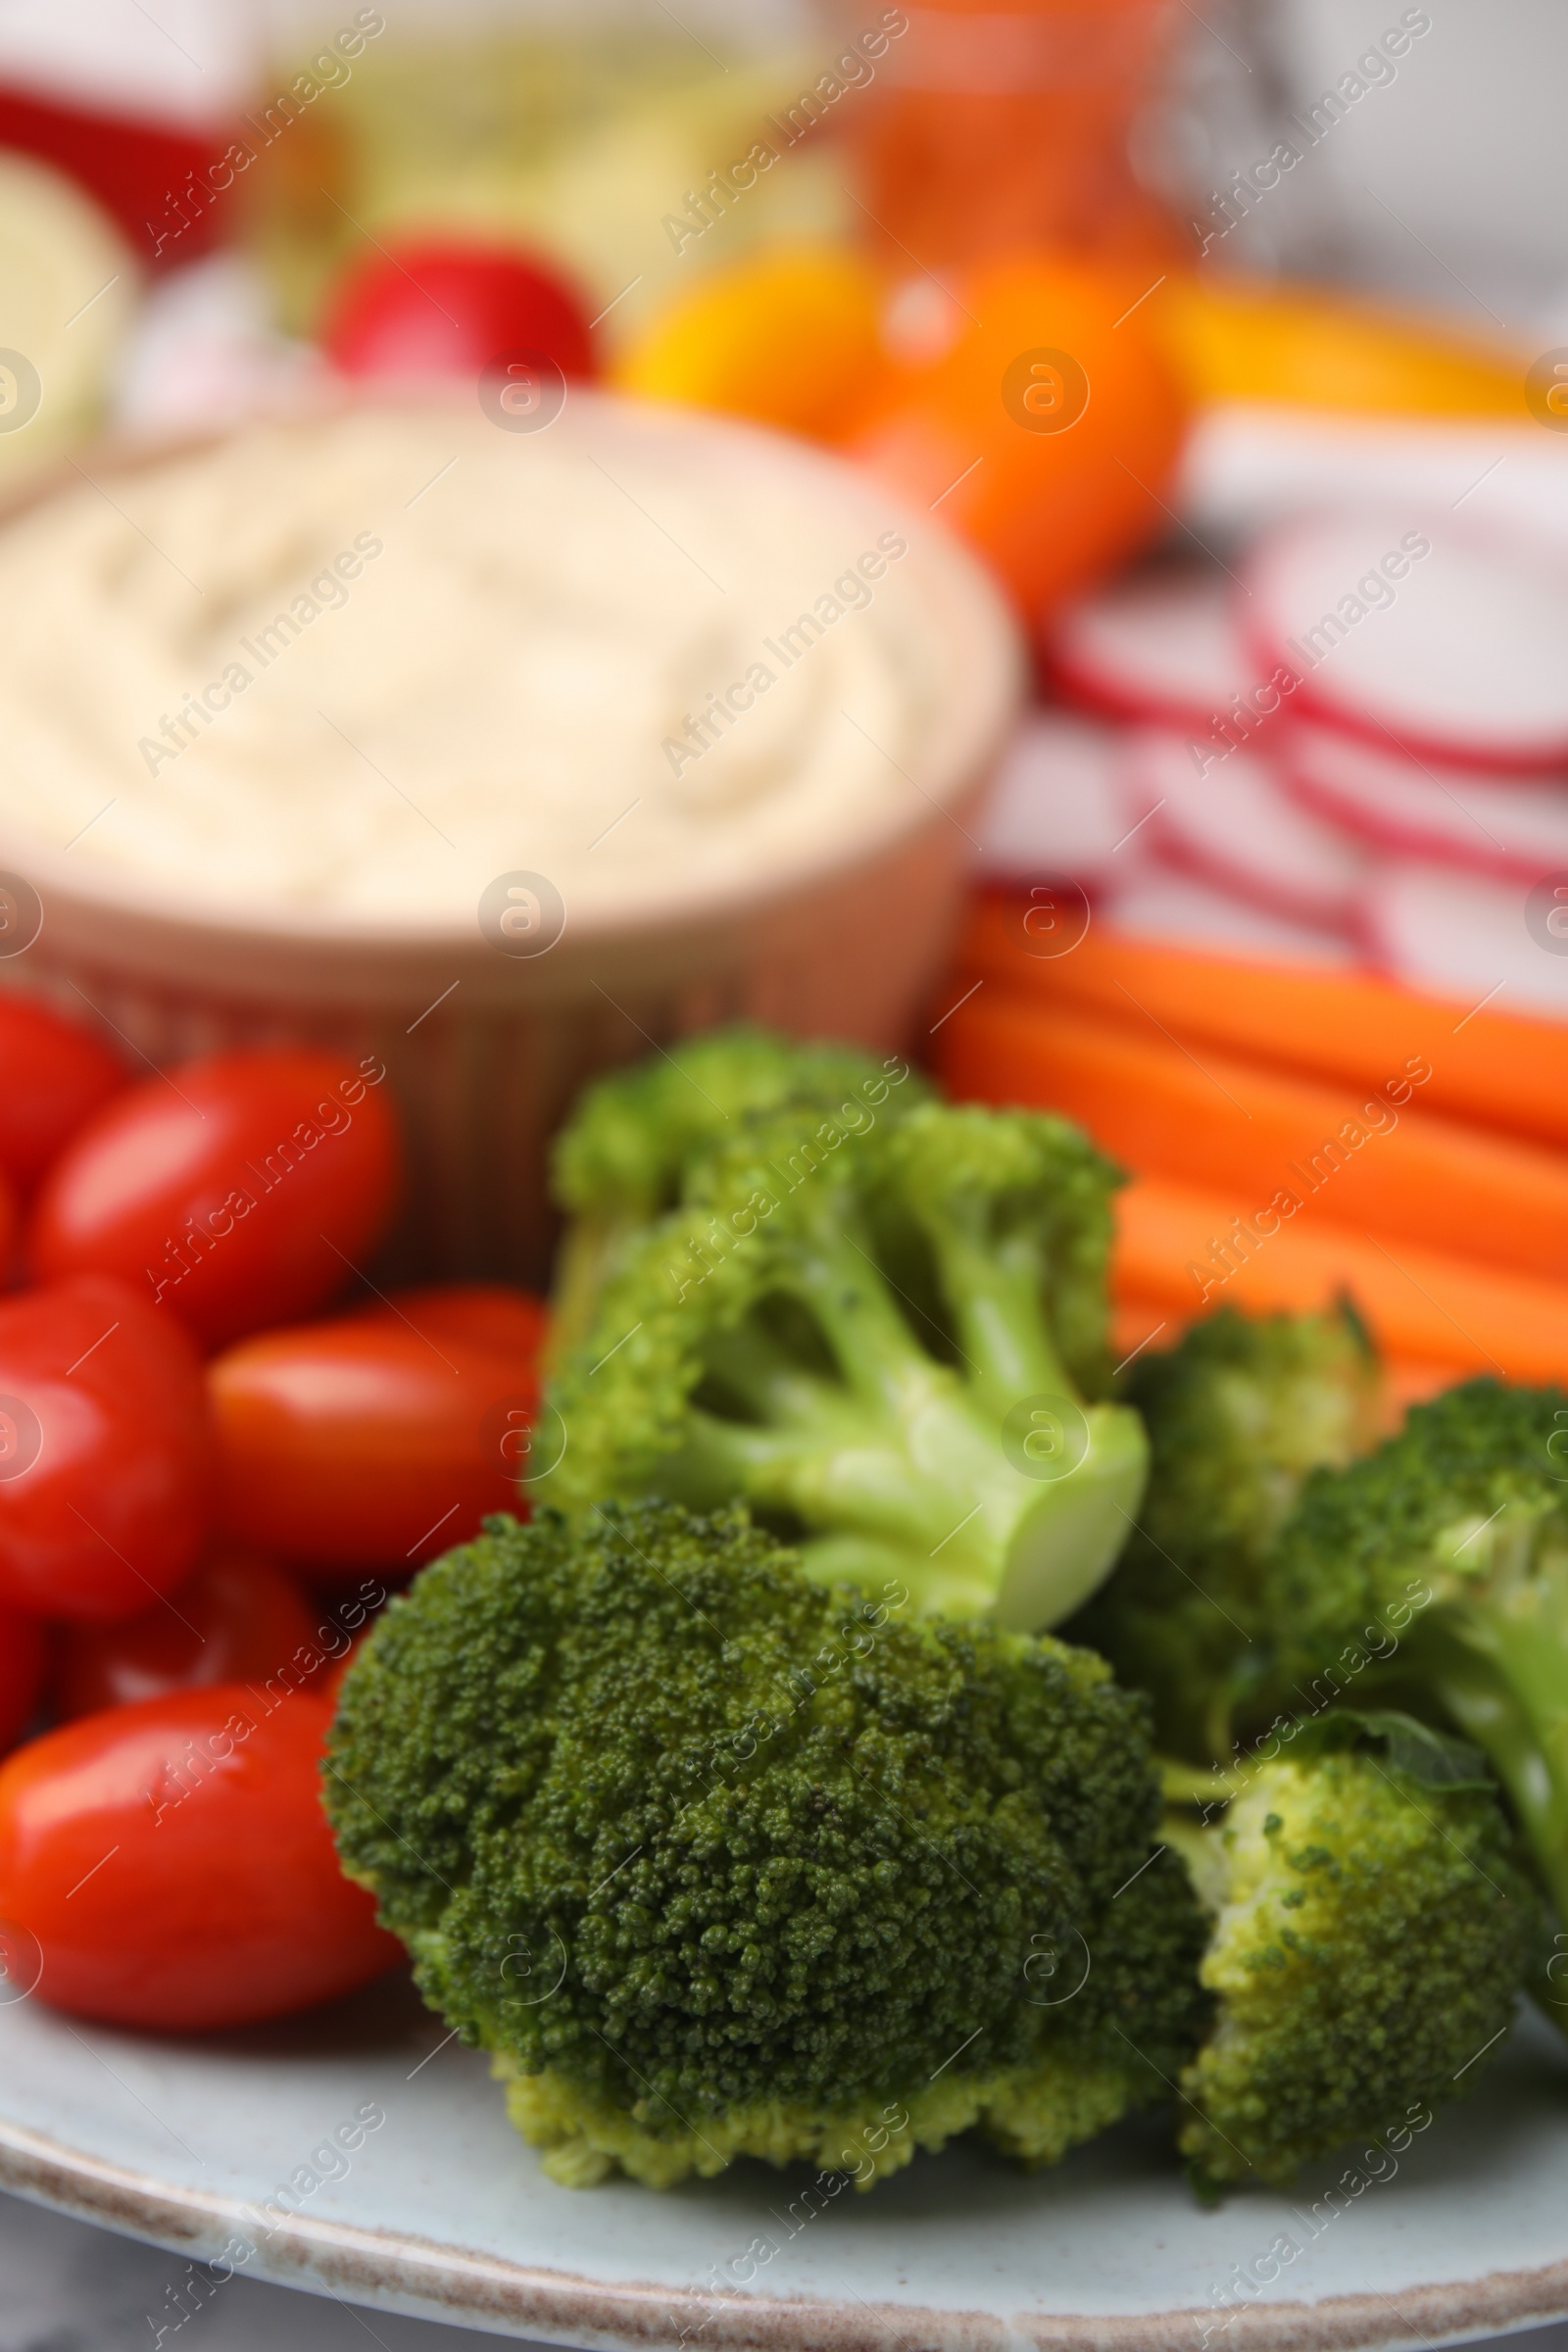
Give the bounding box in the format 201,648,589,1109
0,392,1020,1278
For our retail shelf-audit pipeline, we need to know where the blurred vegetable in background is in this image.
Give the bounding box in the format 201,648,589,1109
0,152,133,489
52,1549,318,1720
321,234,597,384
1152,274,1529,417
0,1602,43,1754
0,992,125,1197
613,242,882,437
847,252,1188,620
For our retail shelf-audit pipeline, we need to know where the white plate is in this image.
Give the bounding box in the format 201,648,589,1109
1,1968,1567,2349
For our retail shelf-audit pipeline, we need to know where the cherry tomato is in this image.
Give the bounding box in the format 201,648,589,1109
209,1315,535,1570
845,250,1188,622
320,236,597,384
0,1277,210,1622
0,992,124,1194
0,1601,44,1752
0,1687,400,2029
29,1048,402,1350
0,1165,15,1283
52,1549,320,1720
358,1282,549,1366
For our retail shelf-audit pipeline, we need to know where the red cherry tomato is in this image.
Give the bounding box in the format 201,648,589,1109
52,1549,320,1720
29,1049,402,1350
359,1282,549,1365
0,993,124,1195
321,236,597,383
0,1688,400,2029
0,1277,210,1622
0,1165,15,1283
0,1601,44,1752
209,1315,534,1570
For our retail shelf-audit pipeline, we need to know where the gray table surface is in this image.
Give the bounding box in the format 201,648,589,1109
1,2189,1567,2352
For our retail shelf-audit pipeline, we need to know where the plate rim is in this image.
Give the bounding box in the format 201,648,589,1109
3,2110,1567,2352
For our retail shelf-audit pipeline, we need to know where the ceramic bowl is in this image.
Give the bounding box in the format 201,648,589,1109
0,394,1021,1283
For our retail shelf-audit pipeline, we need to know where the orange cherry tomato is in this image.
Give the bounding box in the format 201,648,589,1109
0,1601,44,1752
208,1316,535,1571
0,993,124,1195
29,1048,402,1350
0,1687,399,2029
0,1276,211,1622
52,1549,321,1720
845,249,1188,622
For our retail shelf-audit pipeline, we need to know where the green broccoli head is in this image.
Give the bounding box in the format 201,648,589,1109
1263,1378,1568,1922
547,1028,926,1364
544,1086,1149,1630
1173,1711,1538,2195
323,1502,1207,2189
1067,1303,1382,1762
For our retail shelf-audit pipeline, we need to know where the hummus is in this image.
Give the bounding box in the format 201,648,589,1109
0,398,942,929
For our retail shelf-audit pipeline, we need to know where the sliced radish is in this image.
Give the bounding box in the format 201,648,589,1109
1047,564,1291,742
1364,863,1568,1019
1102,861,1357,966
1281,720,1568,883
1244,511,1568,772
975,710,1148,891
1127,729,1371,930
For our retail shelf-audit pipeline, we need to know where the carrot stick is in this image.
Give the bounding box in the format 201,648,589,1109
1115,1172,1568,1385
956,897,1568,1152
935,992,1568,1286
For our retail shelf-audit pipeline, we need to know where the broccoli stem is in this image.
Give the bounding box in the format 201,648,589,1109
655,1199,1149,1630
1418,1605,1568,1928
912,1219,1073,1416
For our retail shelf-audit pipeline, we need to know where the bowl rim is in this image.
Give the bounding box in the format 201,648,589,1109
0,387,1023,963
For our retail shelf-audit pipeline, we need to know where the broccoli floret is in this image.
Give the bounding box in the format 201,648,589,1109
544,1089,1150,1629
547,1027,926,1365
1262,1378,1568,1925
1067,1305,1382,1761
1171,1711,1538,2194
323,1502,1208,2190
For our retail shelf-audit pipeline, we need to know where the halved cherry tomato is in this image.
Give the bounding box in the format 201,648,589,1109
358,1281,549,1366
0,1601,44,1751
0,993,124,1195
29,1048,402,1350
0,1687,400,2029
209,1314,535,1569
0,1277,210,1622
52,1549,318,1720
320,236,597,383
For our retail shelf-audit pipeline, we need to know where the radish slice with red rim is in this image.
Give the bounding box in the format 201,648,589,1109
976,710,1148,891
1048,564,1290,740
1364,862,1568,1018
1102,862,1357,965
1243,511,1568,772
1280,720,1568,882
1128,729,1372,930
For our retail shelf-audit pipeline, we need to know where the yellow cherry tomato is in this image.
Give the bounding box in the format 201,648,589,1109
611,243,886,440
